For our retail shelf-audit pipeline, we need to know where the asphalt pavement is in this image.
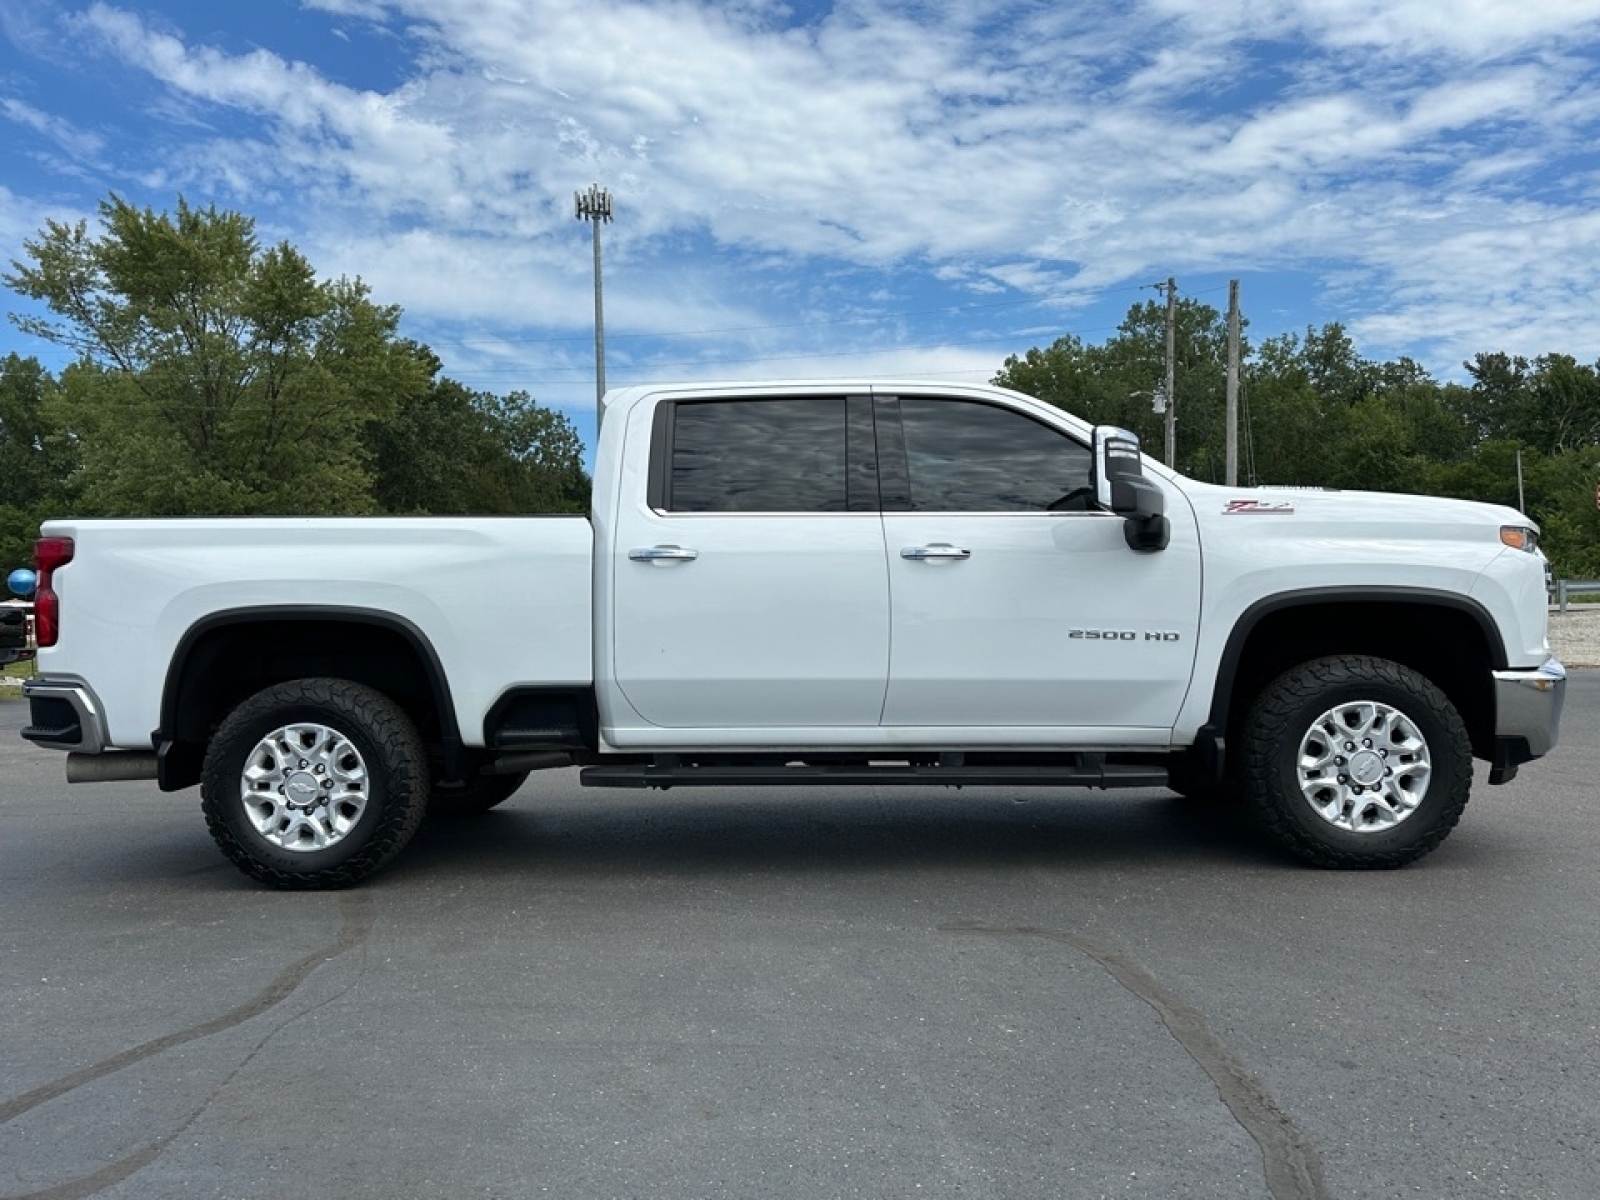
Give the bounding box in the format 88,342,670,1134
2,677,1598,1200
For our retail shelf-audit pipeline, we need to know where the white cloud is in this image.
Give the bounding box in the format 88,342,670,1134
1148,0,1600,59
1348,203,1600,361
0,98,105,161
0,185,46,252
4,0,1600,402
302,0,391,18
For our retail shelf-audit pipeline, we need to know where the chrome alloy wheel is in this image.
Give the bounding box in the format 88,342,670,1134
1297,700,1432,833
239,722,370,852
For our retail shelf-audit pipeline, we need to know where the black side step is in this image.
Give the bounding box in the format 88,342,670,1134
580,757,1168,791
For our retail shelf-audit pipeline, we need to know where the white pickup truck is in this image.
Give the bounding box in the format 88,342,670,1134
20,380,1566,887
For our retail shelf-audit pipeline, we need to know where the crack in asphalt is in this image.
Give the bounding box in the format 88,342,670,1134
0,892,375,1129
941,919,1327,1200
6,1132,172,1200
4,942,373,1200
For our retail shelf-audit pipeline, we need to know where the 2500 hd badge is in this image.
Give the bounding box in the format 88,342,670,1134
1068,629,1182,642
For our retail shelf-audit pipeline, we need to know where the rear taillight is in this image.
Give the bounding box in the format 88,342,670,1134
34,536,74,647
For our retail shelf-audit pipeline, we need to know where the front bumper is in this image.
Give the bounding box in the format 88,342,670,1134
1490,657,1566,779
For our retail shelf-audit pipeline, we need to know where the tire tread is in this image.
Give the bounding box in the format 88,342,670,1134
1240,655,1471,869
201,678,427,889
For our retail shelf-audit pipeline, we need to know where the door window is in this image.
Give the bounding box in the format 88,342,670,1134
659,398,858,513
894,399,1093,512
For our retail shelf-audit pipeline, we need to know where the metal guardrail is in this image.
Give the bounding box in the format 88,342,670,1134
1556,580,1600,612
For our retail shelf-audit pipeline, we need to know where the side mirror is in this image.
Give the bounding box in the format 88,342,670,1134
1091,426,1169,553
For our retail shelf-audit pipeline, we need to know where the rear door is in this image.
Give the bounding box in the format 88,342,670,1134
609,393,891,729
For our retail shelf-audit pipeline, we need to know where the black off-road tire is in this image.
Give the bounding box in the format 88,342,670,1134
428,770,529,818
1240,655,1472,869
201,678,428,889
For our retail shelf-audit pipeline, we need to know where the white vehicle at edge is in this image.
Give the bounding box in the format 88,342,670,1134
20,380,1566,887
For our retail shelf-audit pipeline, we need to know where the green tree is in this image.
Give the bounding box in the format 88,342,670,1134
0,354,68,509
1520,355,1600,454
1424,441,1600,578
994,333,1130,430
996,297,1237,479
0,354,74,572
368,380,589,515
996,305,1600,572
1238,330,1326,484
488,391,590,512
1247,322,1385,488
5,194,429,515
1379,358,1473,469
1456,352,1528,443
1239,327,1468,491
7,194,592,519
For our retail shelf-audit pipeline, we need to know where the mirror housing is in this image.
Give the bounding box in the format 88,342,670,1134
1092,426,1169,552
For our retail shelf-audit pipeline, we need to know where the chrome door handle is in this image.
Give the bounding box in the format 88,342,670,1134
629,545,699,562
900,544,971,560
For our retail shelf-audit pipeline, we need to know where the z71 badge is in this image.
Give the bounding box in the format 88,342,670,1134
1223,499,1295,515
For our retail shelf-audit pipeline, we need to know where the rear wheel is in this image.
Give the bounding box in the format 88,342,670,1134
201,678,428,889
1239,655,1471,868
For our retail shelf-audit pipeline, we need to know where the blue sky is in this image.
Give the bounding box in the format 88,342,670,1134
4,0,1600,457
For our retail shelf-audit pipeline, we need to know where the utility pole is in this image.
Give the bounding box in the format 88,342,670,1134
1226,279,1240,486
574,184,613,432
1161,277,1177,468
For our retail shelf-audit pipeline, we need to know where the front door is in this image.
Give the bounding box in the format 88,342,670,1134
877,395,1201,734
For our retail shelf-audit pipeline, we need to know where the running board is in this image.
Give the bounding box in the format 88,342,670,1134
580,755,1169,791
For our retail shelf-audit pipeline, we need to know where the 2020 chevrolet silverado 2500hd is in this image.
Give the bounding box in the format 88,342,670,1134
20,380,1566,888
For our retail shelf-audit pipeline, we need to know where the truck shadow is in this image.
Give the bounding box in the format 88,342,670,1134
392,783,1284,882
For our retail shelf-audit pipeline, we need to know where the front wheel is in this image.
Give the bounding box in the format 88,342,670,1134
1239,655,1472,869
201,678,428,889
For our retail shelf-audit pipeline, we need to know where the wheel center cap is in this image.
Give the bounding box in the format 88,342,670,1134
284,772,322,808
1349,750,1385,786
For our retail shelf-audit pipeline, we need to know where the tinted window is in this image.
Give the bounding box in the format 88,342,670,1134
898,399,1093,512
669,399,848,512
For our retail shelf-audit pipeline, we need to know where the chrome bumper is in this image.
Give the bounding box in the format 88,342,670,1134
20,677,111,753
1492,658,1566,760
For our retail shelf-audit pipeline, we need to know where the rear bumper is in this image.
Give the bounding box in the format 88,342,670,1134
1491,658,1566,776
20,677,109,753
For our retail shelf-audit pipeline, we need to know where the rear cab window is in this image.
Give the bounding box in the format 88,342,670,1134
649,396,878,513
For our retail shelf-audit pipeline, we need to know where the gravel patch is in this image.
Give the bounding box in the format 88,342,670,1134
1548,607,1600,668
